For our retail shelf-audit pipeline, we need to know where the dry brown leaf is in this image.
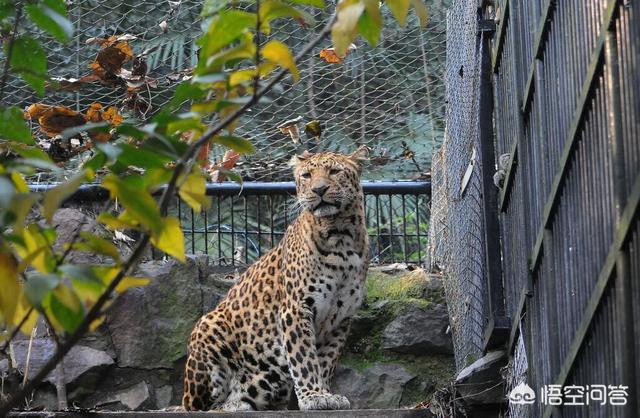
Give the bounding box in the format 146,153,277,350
319,48,343,64
26,104,87,137
209,150,241,182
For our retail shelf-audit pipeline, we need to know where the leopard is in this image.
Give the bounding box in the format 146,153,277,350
182,148,370,411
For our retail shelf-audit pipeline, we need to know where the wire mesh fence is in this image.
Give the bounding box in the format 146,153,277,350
3,0,449,183
428,0,489,372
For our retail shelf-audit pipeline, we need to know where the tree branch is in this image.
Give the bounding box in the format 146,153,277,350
0,13,335,415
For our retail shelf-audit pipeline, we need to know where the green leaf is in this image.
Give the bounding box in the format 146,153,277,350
8,36,47,95
218,169,243,184
150,216,185,262
289,0,325,8
259,1,313,34
331,0,365,56
102,175,163,234
72,232,122,263
0,107,33,143
199,9,256,58
411,0,429,28
261,40,299,82
110,143,172,169
213,135,256,154
49,285,83,332
26,1,73,42
358,0,382,47
24,273,59,308
0,251,19,325
42,170,91,223
201,0,232,16
12,145,55,163
170,82,207,108
386,0,411,26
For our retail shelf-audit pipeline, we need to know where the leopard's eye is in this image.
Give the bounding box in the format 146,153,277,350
301,172,311,179
329,168,341,176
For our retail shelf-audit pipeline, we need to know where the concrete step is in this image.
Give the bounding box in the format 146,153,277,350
9,410,433,418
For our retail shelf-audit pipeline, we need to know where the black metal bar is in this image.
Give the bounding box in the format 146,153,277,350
387,194,393,263
401,194,408,263
530,0,618,272
605,20,637,416
230,195,235,266
543,173,640,418
478,17,509,350
30,181,431,201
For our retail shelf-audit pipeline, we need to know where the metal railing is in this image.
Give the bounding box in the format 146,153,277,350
39,181,431,266
489,0,640,417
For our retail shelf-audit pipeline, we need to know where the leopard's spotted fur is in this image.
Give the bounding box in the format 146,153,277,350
182,149,370,411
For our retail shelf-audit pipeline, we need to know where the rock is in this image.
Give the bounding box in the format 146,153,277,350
106,257,205,369
94,381,151,410
455,350,507,405
0,358,8,374
332,363,415,409
382,303,453,355
50,208,106,264
10,338,114,385
154,385,174,409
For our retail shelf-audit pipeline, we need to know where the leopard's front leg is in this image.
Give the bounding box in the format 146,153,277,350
317,319,351,390
280,300,350,410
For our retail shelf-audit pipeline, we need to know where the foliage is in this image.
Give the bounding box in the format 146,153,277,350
0,0,429,412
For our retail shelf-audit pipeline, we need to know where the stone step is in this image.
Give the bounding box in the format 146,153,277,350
9,409,433,418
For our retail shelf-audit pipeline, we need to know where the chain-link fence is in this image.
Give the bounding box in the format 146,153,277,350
429,0,489,372
4,0,449,183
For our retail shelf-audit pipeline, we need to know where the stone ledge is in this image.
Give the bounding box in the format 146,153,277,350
9,409,433,418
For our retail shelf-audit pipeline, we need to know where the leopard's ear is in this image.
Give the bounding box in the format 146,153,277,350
288,150,314,169
349,145,370,165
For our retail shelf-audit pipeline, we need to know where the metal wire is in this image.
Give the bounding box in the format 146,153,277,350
3,0,448,183
428,0,489,372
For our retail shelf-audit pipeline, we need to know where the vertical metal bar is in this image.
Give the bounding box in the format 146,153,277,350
257,195,262,257
244,197,249,264
203,199,208,256
190,208,195,254
415,194,421,262
479,19,509,349
375,195,382,263
230,195,235,266
402,194,408,263
605,23,637,416
217,194,222,264
269,195,275,250
388,194,394,263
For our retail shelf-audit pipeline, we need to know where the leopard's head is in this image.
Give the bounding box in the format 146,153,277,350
290,147,368,218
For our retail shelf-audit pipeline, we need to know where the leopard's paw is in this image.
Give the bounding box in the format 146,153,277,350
298,392,350,410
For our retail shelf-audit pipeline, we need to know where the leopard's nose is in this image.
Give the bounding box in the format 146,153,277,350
312,185,329,196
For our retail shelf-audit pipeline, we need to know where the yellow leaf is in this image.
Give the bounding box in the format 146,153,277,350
331,0,365,56
261,40,300,82
386,0,411,26
42,170,92,223
114,277,150,293
150,217,185,262
14,293,38,334
98,211,141,230
411,0,429,28
178,171,210,212
11,171,29,193
15,225,55,273
90,313,106,331
0,251,20,325
52,284,82,313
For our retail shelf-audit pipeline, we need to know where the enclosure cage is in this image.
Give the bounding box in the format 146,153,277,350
6,0,448,265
